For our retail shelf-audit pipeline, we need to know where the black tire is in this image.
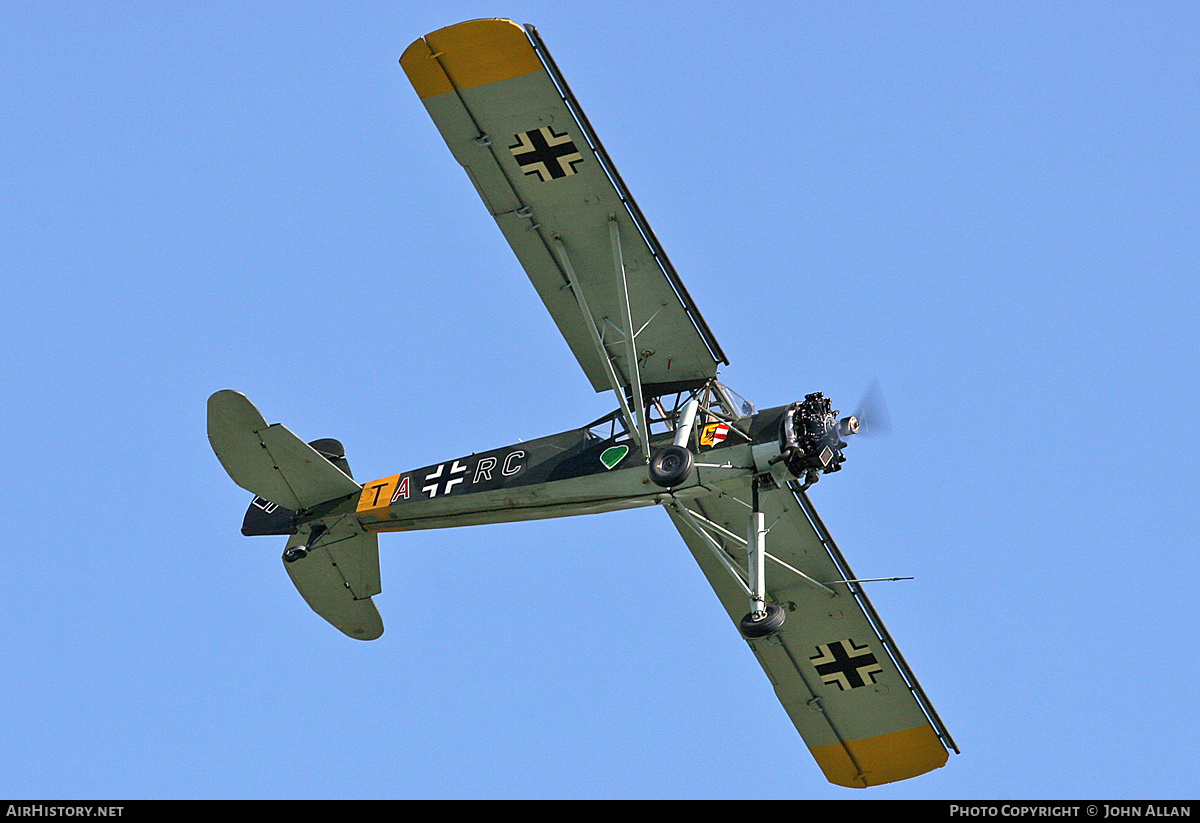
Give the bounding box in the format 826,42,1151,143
648,445,694,488
283,546,309,564
739,604,786,639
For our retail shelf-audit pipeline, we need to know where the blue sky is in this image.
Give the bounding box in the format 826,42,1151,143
2,1,1197,799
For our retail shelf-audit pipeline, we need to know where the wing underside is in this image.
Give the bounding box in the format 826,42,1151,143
665,481,956,788
400,19,726,394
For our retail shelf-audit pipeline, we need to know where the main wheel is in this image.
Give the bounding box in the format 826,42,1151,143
739,604,786,639
648,445,694,488
283,546,309,564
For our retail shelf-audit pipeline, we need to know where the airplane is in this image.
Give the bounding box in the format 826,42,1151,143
207,18,958,789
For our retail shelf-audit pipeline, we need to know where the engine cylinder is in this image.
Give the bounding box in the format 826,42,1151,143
780,393,849,479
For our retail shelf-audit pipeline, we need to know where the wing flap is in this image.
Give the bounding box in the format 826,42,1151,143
401,19,724,392
665,483,952,787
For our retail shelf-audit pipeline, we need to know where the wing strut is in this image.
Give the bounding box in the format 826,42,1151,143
669,500,754,597
552,235,647,453
611,216,650,451
524,23,728,369
670,499,837,598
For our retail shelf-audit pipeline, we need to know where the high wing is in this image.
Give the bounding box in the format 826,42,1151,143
400,19,727,396
666,481,958,788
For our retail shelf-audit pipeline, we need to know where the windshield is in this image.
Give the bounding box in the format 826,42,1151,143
717,384,755,417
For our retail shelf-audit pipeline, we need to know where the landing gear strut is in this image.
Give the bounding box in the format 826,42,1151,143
738,480,785,640
648,397,701,489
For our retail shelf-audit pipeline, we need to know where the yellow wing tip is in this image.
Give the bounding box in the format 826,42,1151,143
401,19,542,100
810,723,950,788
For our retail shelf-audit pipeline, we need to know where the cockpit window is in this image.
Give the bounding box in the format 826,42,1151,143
717,385,755,418
584,409,630,442
583,382,754,445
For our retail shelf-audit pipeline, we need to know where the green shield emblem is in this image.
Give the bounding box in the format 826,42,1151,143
600,445,629,470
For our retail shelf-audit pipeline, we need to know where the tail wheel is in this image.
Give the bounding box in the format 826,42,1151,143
648,445,694,488
283,546,309,564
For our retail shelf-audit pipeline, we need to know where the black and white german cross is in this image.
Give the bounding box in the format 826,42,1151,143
509,126,584,181
809,639,884,691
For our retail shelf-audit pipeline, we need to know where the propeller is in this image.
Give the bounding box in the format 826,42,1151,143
840,380,891,438
853,379,892,436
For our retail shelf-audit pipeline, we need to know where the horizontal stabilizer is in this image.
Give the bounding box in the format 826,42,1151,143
284,519,383,640
208,390,361,510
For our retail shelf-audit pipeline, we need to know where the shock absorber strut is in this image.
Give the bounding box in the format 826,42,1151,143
738,480,786,640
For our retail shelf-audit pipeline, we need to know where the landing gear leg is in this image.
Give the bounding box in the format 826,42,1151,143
738,482,785,639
